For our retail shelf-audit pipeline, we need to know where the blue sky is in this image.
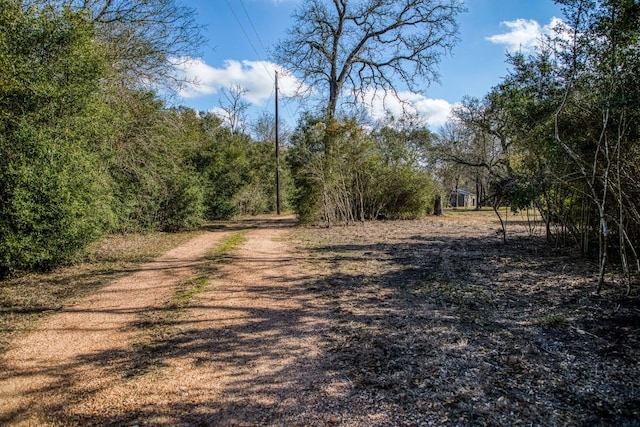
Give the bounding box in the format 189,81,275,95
173,0,565,130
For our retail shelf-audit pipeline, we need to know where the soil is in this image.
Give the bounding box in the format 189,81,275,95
0,212,638,426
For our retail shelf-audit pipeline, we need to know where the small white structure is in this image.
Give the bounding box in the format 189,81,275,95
449,189,476,208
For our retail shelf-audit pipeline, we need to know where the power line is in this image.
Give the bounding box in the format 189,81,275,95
225,0,261,61
224,0,274,82
239,0,269,55
225,0,298,128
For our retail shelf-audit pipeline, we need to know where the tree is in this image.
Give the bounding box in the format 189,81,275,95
435,120,489,208
436,95,521,240
287,115,436,223
550,0,640,292
189,112,282,220
0,1,110,274
276,0,462,224
216,85,250,135
275,0,465,119
437,0,640,291
24,0,204,88
98,91,208,232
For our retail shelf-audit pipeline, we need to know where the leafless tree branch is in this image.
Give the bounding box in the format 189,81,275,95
274,0,465,119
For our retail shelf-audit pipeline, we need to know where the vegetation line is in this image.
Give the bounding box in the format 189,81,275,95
126,229,249,376
210,230,250,258
170,229,249,309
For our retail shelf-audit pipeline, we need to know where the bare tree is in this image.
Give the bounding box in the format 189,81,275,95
217,85,250,135
436,96,518,241
252,112,277,143
274,0,465,119
24,0,205,88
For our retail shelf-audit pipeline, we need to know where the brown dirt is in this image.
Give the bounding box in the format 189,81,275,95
0,212,638,426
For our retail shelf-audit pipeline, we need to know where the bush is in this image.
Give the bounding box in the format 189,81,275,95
287,115,436,224
160,171,205,231
0,123,110,274
0,4,109,275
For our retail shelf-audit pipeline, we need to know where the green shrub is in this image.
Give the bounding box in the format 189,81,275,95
0,4,109,275
287,115,436,224
160,171,205,231
0,123,110,274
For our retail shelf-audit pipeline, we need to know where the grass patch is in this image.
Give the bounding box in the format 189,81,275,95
210,230,248,257
171,275,210,309
171,229,248,309
540,313,570,328
124,229,248,377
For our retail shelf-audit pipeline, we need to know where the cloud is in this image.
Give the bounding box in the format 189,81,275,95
171,57,304,105
486,17,567,53
362,90,455,129
172,57,453,128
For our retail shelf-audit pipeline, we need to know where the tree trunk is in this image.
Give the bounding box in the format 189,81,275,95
433,194,442,216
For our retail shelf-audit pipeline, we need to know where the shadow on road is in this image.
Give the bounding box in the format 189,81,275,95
1,217,638,426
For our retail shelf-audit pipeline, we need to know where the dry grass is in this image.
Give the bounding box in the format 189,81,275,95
293,215,640,425
1,213,638,426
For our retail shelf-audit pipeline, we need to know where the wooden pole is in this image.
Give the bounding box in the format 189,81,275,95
275,71,281,215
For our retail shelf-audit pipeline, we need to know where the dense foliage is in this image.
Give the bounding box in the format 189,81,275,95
0,2,110,273
191,112,283,220
288,115,437,224
0,1,279,275
436,0,640,290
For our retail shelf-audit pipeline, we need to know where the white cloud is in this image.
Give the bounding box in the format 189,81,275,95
362,89,456,129
208,106,226,117
486,17,567,53
171,57,304,105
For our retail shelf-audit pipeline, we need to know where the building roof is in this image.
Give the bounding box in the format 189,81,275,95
450,189,474,196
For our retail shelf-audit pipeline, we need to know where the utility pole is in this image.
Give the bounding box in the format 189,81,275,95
275,71,281,215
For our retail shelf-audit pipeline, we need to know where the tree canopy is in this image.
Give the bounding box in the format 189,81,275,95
275,0,465,119
0,0,280,275
436,0,640,292
23,0,205,88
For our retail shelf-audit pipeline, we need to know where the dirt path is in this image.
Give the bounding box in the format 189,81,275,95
1,214,638,426
0,217,341,426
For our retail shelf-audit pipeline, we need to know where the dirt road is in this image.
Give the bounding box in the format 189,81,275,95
1,214,638,426
0,216,342,426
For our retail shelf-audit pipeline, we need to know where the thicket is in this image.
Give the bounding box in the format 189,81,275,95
0,2,110,273
190,112,283,220
0,1,280,276
288,115,437,224
436,0,640,291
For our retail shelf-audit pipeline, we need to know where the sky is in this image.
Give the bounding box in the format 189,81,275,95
172,0,566,131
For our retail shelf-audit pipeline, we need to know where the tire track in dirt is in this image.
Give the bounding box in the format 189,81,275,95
0,217,342,426
0,230,234,426
65,219,340,426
